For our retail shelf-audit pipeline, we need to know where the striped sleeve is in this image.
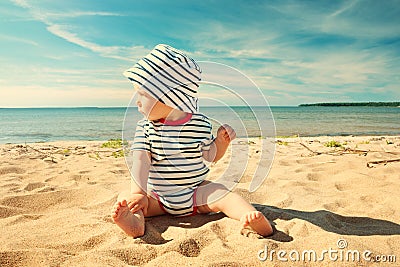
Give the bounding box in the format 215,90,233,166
200,116,214,151
132,120,151,152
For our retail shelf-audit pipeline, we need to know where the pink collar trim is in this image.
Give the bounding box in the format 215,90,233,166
159,113,192,126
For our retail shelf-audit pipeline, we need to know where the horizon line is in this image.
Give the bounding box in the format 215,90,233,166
0,105,299,109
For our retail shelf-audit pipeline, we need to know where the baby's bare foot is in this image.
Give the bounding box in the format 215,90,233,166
240,211,273,237
112,199,145,238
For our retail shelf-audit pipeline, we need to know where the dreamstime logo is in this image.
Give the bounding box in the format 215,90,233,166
336,238,348,249
258,239,397,263
122,61,276,204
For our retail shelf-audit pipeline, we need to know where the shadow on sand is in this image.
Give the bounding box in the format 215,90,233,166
255,204,400,242
139,204,400,244
140,212,225,244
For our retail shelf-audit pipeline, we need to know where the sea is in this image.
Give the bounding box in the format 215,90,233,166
0,106,399,144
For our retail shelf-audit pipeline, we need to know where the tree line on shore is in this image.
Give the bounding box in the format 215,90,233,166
299,102,400,107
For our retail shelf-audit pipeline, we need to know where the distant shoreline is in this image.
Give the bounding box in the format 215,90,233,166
299,102,400,107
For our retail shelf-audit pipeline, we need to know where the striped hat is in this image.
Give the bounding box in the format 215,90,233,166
123,44,202,113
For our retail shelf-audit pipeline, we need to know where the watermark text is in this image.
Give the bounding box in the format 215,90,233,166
258,239,396,263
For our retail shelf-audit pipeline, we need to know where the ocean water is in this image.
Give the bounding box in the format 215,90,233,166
0,106,399,144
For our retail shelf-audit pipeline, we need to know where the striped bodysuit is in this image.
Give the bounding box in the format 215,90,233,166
132,113,214,216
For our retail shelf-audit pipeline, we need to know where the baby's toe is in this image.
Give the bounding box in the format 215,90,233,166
240,214,249,225
249,212,256,221
254,211,262,220
111,208,119,218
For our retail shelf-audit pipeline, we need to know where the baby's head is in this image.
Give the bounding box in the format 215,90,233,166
123,44,201,120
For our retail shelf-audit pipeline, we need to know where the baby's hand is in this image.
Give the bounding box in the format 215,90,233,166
126,193,149,216
217,124,236,143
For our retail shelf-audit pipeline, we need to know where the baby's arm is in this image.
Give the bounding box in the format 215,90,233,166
130,150,151,194
126,150,151,215
202,124,236,162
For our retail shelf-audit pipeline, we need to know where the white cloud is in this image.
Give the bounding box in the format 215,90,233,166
0,34,38,46
0,84,132,107
44,24,149,61
10,0,30,8
47,25,115,54
10,0,145,61
45,11,125,18
322,1,400,39
329,0,358,18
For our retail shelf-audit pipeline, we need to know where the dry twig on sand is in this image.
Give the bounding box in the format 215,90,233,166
299,143,369,156
367,158,400,168
299,143,322,156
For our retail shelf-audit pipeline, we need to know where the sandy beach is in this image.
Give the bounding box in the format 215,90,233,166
0,136,399,266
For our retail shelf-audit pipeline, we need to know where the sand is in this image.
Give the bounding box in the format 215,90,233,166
0,136,399,266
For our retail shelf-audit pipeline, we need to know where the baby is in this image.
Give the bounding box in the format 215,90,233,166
112,44,273,237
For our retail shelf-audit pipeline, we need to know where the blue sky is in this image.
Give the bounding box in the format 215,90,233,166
0,0,399,107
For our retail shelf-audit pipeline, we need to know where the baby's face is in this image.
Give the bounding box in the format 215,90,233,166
136,88,170,121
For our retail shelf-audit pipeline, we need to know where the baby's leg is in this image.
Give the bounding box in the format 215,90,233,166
196,182,273,237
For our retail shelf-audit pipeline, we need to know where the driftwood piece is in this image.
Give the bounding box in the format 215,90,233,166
299,143,321,155
367,158,400,168
24,144,58,162
25,144,46,154
299,143,369,156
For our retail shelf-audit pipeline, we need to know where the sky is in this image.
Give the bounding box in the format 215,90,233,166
0,0,399,107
